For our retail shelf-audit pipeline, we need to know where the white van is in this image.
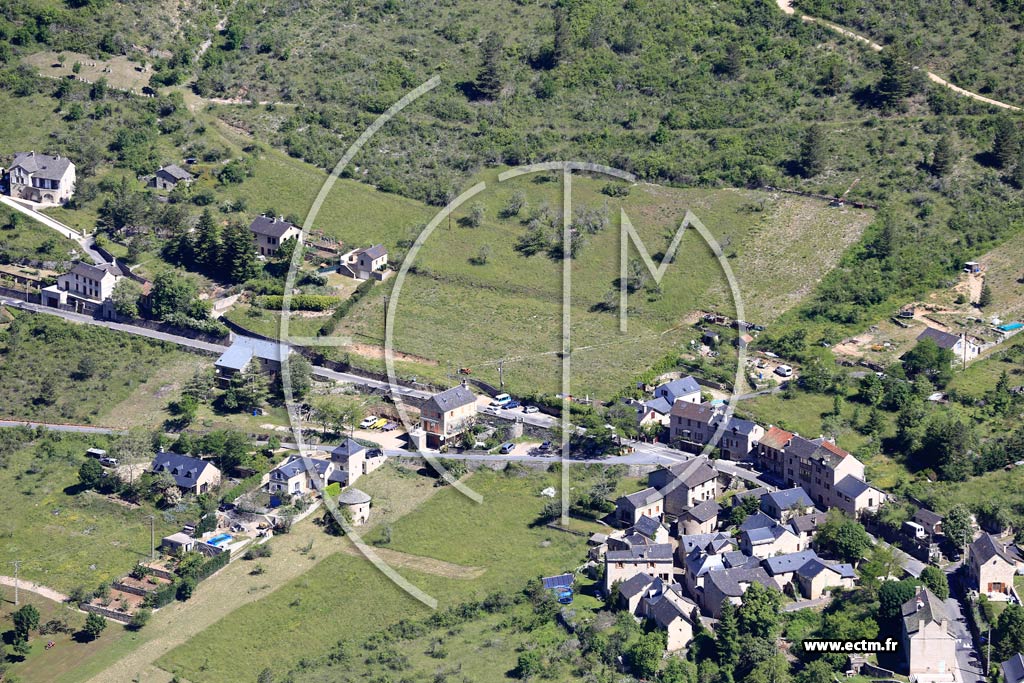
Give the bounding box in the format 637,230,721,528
490,393,511,407
775,364,793,377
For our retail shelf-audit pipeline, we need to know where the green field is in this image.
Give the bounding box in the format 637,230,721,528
0,430,183,594
156,468,593,682
0,205,85,265
0,312,191,424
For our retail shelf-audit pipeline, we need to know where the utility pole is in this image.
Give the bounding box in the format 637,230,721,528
986,623,992,674
147,515,155,561
382,295,390,341
498,359,504,389
11,560,20,606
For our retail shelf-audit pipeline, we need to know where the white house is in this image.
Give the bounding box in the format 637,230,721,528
6,152,76,204
267,455,334,496
249,215,302,257
653,376,702,405
916,327,983,364
41,261,123,317
339,244,388,280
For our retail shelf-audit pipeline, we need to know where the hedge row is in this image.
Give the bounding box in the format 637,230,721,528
319,279,376,336
254,294,339,311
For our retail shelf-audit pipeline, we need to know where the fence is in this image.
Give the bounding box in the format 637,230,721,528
0,285,42,304
80,603,132,624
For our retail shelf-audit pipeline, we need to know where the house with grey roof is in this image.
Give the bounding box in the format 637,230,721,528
267,455,335,496
916,326,981,362
150,452,221,495
605,543,673,591
616,487,664,525
42,261,123,317
760,486,815,521
968,533,1021,599
248,215,301,257
647,457,719,516
624,396,673,429
667,400,763,460
794,558,855,599
739,520,804,559
419,383,477,449
701,565,780,618
678,499,720,535
913,508,944,537
901,586,956,679
653,376,702,405
646,595,696,652
214,335,292,385
151,164,194,190
6,151,75,204
329,438,368,486
761,550,819,588
1002,653,1024,683
339,244,389,280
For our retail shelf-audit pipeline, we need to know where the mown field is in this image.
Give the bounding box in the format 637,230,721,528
155,467,602,683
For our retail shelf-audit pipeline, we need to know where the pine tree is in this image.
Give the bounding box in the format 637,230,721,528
931,133,957,176
798,125,827,178
716,600,739,670
220,222,260,283
992,115,1021,170
1013,150,1024,189
553,5,571,65
475,32,504,99
978,283,993,308
876,43,914,109
193,209,222,274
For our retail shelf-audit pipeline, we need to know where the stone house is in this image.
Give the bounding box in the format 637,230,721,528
901,587,956,679
419,384,477,449
6,151,76,204
149,452,222,495
647,457,718,516
968,533,1020,599
248,215,301,257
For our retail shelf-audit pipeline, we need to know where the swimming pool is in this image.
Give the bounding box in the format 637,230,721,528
207,533,233,547
998,322,1023,332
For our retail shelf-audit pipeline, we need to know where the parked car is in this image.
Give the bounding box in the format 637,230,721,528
359,416,378,429
774,364,793,377
523,405,540,414
505,400,521,410
499,442,516,454
483,406,500,416
381,422,398,431
490,393,511,407
99,457,119,467
370,418,388,430
367,448,383,458
538,441,552,452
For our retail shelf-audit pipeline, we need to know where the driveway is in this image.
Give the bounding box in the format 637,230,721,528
947,568,987,683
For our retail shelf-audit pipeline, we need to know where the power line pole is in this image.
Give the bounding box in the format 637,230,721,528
498,359,504,389
147,515,155,561
11,560,20,606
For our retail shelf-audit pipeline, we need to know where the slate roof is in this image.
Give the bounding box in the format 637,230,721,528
744,525,789,545
722,551,761,569
330,438,367,461
655,458,718,489
248,215,299,238
732,487,769,505
679,532,733,555
790,512,829,535
337,488,371,505
763,550,818,576
357,244,387,260
150,452,218,488
69,261,121,280
670,401,722,423
423,385,476,413
215,336,290,371
785,435,820,460
1002,653,1024,683
157,164,193,181
606,543,674,563
835,476,872,498
759,425,793,450
272,455,331,480
11,152,73,180
739,511,777,531
618,572,656,600
647,596,690,627
656,376,701,399
762,487,814,514
643,397,673,415
902,586,949,634
917,326,961,350
685,549,725,577
620,487,663,509
914,508,944,526
797,558,855,580
706,566,779,598
725,416,760,436
633,514,663,539
971,534,1019,566
683,500,720,523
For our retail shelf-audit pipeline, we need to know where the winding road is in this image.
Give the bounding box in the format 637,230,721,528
774,0,1020,111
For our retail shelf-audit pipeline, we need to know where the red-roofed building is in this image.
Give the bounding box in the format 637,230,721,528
754,425,792,479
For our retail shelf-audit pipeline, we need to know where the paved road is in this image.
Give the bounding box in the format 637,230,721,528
947,567,987,683
0,419,118,434
774,0,1020,111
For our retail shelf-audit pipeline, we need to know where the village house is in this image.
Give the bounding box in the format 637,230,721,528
761,550,819,591
267,454,334,496
1002,654,1024,683
329,438,367,486
624,396,673,429
795,558,856,599
5,151,76,204
605,544,673,591
701,566,780,619
738,520,805,559
617,573,678,615
916,326,983,364
616,574,698,652
336,488,372,526
248,215,302,257
338,244,389,280
901,587,957,680
418,383,477,450
647,597,696,652
968,533,1021,599
150,164,194,190
653,376,702,405
616,488,664,525
760,486,816,522
149,452,222,495
753,425,792,480
678,500,720,535
668,402,763,460
913,508,944,538
214,335,291,386
41,261,123,317
647,457,718,516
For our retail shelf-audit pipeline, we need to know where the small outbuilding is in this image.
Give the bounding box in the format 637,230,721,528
337,488,372,525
